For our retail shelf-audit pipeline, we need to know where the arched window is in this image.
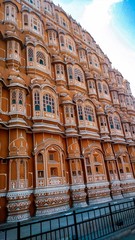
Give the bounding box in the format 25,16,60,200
12,91,16,104
67,66,73,80
28,48,34,62
74,68,84,82
84,106,95,122
44,2,52,13
43,94,55,113
114,116,121,130
78,105,83,120
19,91,23,105
34,91,40,111
36,51,46,65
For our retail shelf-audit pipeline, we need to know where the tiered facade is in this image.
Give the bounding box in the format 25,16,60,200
0,0,135,223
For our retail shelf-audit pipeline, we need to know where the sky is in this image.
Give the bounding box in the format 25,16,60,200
53,0,135,96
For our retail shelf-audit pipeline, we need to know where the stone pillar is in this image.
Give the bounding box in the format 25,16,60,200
69,158,87,208
34,186,70,216
7,129,31,222
7,190,32,222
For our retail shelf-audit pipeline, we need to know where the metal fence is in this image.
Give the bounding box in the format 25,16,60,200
1,198,135,240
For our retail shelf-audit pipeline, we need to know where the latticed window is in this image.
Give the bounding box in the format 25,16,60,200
14,42,19,54
68,66,73,80
74,68,83,82
114,116,121,130
93,55,99,67
6,6,9,16
65,106,69,118
56,64,64,75
9,41,12,49
84,106,95,122
11,6,14,17
12,91,16,104
56,65,60,74
100,116,107,126
61,65,64,74
78,105,83,120
86,35,91,45
89,80,95,89
36,51,46,65
5,4,16,22
66,38,75,52
98,82,102,93
24,14,28,26
65,106,74,118
112,91,118,100
45,2,52,13
79,50,85,59
132,126,135,134
43,94,55,113
51,167,58,177
109,116,114,129
28,48,34,62
126,97,130,106
70,106,74,118
37,153,43,163
48,31,56,42
60,35,65,46
19,91,23,105
34,91,40,111
55,12,59,23
124,124,129,133
103,84,108,95
119,95,123,103
130,97,133,106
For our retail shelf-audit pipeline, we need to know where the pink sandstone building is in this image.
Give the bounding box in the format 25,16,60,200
0,0,135,223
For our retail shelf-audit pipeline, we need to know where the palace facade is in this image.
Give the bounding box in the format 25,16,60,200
0,0,135,223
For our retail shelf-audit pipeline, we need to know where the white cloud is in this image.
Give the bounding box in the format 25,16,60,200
54,0,135,96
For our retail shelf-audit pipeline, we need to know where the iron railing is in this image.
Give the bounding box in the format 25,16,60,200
0,198,135,240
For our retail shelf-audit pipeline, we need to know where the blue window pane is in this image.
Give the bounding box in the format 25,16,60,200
88,115,92,121
79,115,83,120
47,105,52,112
35,105,40,111
12,99,16,104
